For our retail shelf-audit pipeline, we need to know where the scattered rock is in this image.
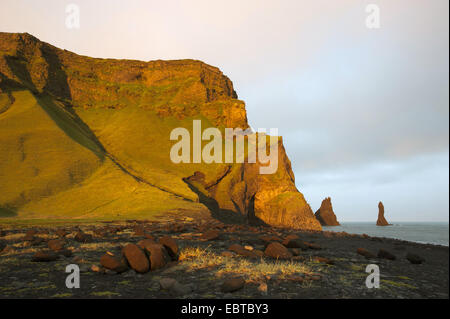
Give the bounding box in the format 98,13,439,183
258,282,268,295
91,265,104,273
406,253,425,264
122,244,150,273
283,239,309,250
74,232,93,243
100,253,128,273
303,242,322,250
221,277,245,293
137,238,157,251
221,251,234,258
201,230,220,241
47,239,65,251
32,250,59,262
142,243,169,270
58,249,73,257
159,277,177,290
312,256,334,265
260,235,282,243
264,242,293,259
31,238,44,246
171,282,193,296
228,244,259,258
357,248,376,259
159,236,179,260
378,249,396,260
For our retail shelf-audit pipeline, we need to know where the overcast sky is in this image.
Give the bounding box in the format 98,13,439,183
1,0,448,221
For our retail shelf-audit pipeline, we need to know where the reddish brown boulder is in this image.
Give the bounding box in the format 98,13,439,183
122,244,150,273
282,239,309,250
260,235,282,244
141,243,169,270
47,239,65,251
58,249,73,257
137,238,157,251
314,197,340,226
74,231,93,243
376,202,391,226
312,256,334,265
159,236,179,260
200,230,220,241
303,241,322,250
228,244,259,258
32,250,59,262
100,253,128,273
221,277,245,293
356,248,376,259
264,242,293,259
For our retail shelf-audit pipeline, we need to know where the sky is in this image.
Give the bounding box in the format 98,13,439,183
1,0,448,222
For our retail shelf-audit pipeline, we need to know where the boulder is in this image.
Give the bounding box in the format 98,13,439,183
200,230,220,241
314,197,340,226
100,253,128,273
141,243,169,270
282,239,309,250
32,250,59,262
406,253,425,264
356,248,376,259
228,244,259,258
47,239,65,251
159,236,179,260
378,248,396,260
221,277,245,293
312,256,334,265
122,244,150,273
74,231,93,243
264,242,293,259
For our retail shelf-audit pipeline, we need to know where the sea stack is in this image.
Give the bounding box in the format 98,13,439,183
314,197,340,226
376,201,391,226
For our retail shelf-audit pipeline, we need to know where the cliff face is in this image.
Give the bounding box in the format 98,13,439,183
0,32,320,230
314,197,340,226
376,201,391,226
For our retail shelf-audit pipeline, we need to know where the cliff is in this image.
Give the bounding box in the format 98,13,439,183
0,32,320,230
314,197,340,226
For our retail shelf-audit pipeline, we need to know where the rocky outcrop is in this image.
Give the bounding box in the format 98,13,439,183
376,201,391,226
314,197,340,226
184,137,321,231
0,32,320,231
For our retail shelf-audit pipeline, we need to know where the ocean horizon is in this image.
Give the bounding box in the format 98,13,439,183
323,222,449,246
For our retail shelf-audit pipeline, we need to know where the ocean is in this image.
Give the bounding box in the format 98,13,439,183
322,222,449,246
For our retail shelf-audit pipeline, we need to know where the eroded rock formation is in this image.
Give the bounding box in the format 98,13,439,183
376,201,391,226
314,197,340,226
0,32,321,230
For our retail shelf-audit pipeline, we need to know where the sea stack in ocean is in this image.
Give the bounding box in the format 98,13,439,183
314,197,340,226
376,201,391,226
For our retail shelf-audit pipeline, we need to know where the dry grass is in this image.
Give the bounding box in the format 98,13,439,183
179,246,315,282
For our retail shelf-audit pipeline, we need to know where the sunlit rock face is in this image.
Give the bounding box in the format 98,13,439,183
315,197,340,226
0,32,321,230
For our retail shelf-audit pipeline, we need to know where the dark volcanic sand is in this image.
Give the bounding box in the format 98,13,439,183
0,216,448,299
